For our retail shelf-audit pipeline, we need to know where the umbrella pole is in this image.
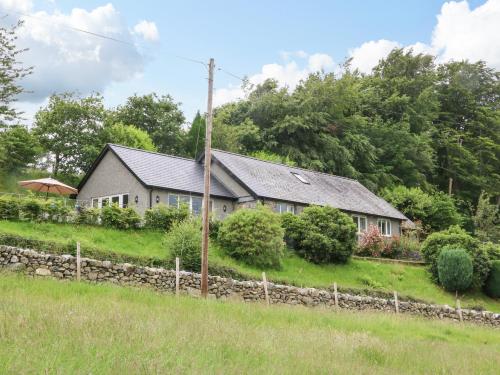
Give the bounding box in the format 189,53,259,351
46,191,49,200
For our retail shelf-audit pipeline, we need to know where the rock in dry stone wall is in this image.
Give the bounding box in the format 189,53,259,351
1,245,499,327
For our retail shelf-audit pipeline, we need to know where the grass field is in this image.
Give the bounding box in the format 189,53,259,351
1,220,499,312
0,272,499,374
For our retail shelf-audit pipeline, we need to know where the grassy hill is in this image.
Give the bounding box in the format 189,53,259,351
0,272,499,374
1,220,499,312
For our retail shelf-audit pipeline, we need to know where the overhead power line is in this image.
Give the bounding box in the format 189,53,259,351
4,9,208,68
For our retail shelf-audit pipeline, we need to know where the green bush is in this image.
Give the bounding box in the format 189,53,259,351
437,247,473,292
209,216,223,241
484,260,500,298
287,206,357,264
42,199,71,223
421,226,490,288
218,205,284,269
164,219,202,271
0,195,20,220
101,204,141,230
121,207,142,229
281,211,301,248
481,242,500,261
144,203,189,231
75,206,101,226
20,196,43,221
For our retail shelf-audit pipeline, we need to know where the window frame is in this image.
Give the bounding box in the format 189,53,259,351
291,172,310,184
167,193,207,216
352,215,367,234
274,202,295,214
377,218,392,237
94,193,129,209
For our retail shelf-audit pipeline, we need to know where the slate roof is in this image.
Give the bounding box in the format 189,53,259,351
79,144,235,198
211,149,407,220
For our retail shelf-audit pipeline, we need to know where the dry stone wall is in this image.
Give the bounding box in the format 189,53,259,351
1,245,499,327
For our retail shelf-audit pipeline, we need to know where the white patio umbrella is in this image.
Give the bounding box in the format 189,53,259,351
18,177,78,198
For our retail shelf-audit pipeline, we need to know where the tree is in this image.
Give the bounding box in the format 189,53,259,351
184,111,205,158
102,122,156,152
0,125,40,173
33,93,106,176
0,20,33,126
110,93,185,154
382,186,461,233
473,191,499,243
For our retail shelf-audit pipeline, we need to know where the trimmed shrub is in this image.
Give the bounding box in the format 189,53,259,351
437,247,473,292
164,219,202,271
421,226,490,288
0,195,20,220
20,196,43,221
484,260,500,298
218,205,284,269
101,204,141,230
42,199,71,223
75,207,101,226
280,211,302,248
286,205,357,264
144,203,189,231
121,207,142,229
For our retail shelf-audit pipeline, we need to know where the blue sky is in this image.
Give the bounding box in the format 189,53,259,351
1,0,498,124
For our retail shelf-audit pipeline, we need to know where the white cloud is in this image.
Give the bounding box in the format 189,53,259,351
348,40,401,74
214,53,337,107
133,20,159,41
0,2,157,104
431,0,500,67
0,0,33,13
349,0,500,73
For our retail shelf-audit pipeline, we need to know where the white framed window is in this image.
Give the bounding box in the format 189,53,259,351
377,219,392,236
94,194,129,208
352,215,367,234
167,193,207,216
274,202,295,214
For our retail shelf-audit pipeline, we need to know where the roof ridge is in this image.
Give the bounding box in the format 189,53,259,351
108,143,197,163
212,148,358,182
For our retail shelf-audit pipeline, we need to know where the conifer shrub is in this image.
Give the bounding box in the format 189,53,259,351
437,247,473,292
484,260,500,298
218,205,284,269
421,226,490,288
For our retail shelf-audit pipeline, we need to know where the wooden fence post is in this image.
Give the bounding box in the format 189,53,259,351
76,242,81,282
175,257,180,297
262,272,270,306
333,282,339,308
394,291,399,314
456,298,463,322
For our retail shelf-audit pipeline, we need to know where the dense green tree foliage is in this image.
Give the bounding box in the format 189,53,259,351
109,93,185,155
33,93,106,176
0,125,40,173
101,122,156,152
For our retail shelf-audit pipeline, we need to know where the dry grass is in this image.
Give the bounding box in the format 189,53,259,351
1,272,499,374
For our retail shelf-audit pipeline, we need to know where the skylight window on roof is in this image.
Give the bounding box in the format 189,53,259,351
291,172,309,184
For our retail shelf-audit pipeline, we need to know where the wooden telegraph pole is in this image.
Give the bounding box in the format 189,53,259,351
201,58,215,298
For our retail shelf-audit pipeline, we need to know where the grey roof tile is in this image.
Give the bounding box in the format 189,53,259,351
211,149,407,220
109,144,234,198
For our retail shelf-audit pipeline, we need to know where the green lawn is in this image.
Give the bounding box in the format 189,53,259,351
1,220,499,312
0,273,499,374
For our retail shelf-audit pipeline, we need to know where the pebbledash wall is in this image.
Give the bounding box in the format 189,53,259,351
1,245,499,327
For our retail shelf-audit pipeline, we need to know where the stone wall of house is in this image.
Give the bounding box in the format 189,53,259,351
1,245,498,327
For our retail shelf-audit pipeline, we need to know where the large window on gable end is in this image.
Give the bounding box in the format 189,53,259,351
192,196,203,216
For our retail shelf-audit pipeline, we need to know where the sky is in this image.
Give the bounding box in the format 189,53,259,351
0,0,499,126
